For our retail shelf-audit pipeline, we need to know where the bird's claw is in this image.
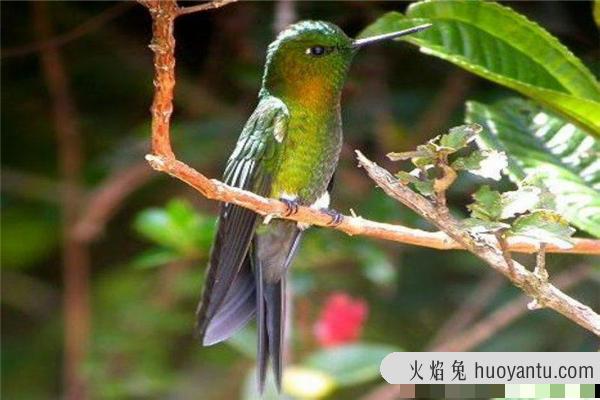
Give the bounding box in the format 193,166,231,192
321,208,343,226
280,198,300,217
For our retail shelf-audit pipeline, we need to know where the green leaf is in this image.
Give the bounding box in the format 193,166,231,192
130,248,181,269
467,98,600,237
360,4,600,135
467,185,502,221
452,149,507,181
304,344,398,387
438,124,480,151
1,207,58,270
500,186,541,219
133,199,216,256
509,210,575,248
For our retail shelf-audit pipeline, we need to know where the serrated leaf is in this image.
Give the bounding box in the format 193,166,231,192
438,124,481,151
410,143,438,168
451,151,487,171
500,186,541,219
452,149,507,181
467,98,600,237
467,185,502,221
509,210,575,248
360,4,600,135
304,344,399,387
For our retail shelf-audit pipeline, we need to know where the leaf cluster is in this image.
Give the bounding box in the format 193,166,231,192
389,123,575,248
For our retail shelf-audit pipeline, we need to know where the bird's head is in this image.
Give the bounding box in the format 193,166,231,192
260,20,431,104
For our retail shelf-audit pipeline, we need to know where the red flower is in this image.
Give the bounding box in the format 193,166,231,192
313,292,368,347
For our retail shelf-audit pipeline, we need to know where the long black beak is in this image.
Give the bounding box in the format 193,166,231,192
352,23,432,49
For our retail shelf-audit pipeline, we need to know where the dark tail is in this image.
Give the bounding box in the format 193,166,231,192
199,254,286,393
199,257,256,346
255,260,286,393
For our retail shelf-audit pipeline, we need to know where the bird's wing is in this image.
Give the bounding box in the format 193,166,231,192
196,96,289,337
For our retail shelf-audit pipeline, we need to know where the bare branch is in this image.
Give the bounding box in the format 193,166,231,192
426,272,505,350
73,162,154,242
2,2,133,59
33,3,90,399
432,265,593,351
177,0,238,16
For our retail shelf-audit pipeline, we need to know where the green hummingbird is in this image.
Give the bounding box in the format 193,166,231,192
196,20,431,392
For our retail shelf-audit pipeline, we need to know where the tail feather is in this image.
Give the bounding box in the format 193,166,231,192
202,257,256,346
264,279,285,390
255,261,269,393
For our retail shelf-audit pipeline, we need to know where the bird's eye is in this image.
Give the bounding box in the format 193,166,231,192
306,45,326,56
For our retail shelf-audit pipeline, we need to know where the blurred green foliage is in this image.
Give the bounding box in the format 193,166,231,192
1,1,599,399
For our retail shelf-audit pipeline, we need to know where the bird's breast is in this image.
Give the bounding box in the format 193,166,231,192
270,104,342,204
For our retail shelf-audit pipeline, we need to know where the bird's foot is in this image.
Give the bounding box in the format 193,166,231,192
321,208,344,227
280,198,300,217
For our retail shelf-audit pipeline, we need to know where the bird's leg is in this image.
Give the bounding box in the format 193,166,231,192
320,208,344,227
280,198,300,217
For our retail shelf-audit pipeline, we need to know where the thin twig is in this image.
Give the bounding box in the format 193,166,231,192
432,265,593,351
3,2,133,59
73,162,153,242
1,168,62,203
177,0,238,16
356,151,600,336
413,70,472,140
33,3,90,399
426,272,505,350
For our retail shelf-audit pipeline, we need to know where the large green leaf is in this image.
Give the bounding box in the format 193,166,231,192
360,2,600,136
466,98,600,237
304,343,398,387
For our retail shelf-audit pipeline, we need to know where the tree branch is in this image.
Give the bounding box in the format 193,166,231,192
2,2,133,59
431,265,594,351
177,0,238,16
33,3,91,399
356,151,600,336
426,272,505,350
72,162,153,242
138,0,600,336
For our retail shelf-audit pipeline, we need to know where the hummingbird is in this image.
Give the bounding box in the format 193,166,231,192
195,20,431,392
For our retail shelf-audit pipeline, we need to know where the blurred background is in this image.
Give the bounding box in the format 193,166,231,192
1,1,598,399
